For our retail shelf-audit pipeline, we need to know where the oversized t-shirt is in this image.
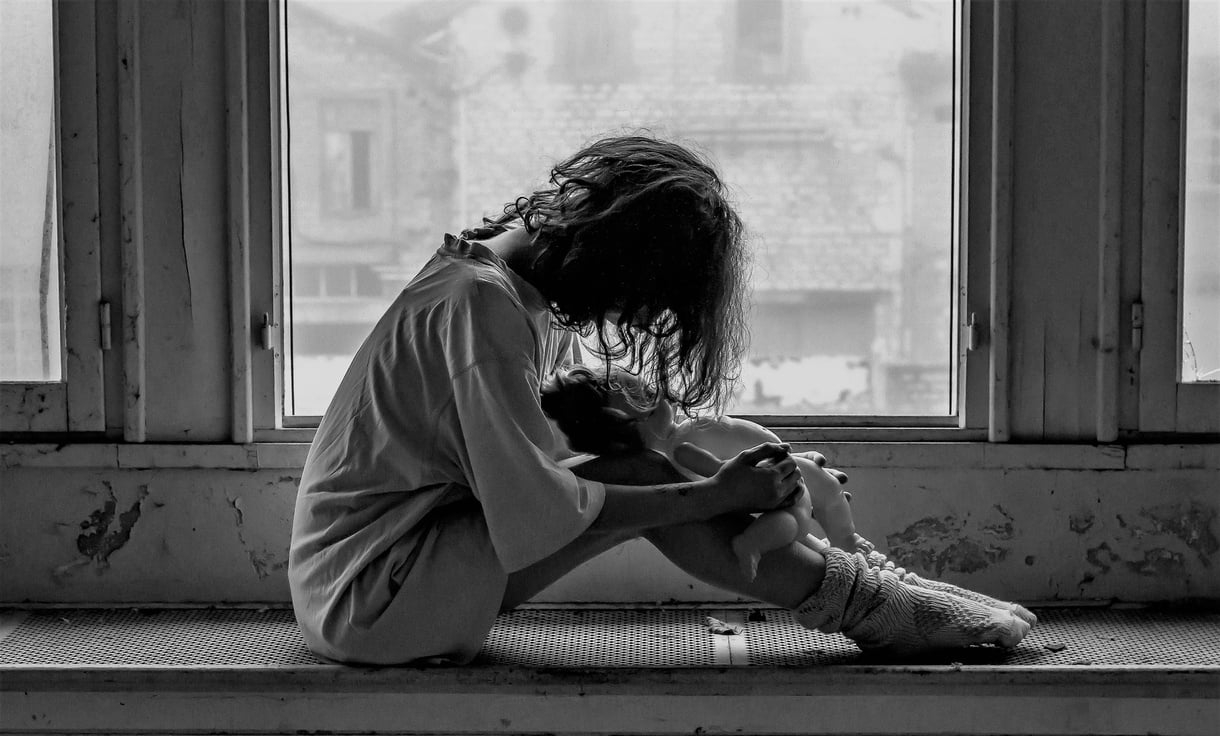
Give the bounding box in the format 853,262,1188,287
288,234,605,637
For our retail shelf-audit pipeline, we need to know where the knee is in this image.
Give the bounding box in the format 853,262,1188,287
570,449,687,486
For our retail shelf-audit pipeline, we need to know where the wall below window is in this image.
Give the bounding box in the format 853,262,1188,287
2,442,1215,605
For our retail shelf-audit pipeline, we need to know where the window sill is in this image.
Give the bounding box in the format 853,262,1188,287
2,605,1217,736
2,440,1217,471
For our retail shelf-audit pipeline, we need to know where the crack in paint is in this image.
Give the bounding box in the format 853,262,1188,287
226,494,245,526
225,492,286,580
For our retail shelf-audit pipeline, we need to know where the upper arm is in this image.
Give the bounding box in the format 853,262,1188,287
443,284,606,571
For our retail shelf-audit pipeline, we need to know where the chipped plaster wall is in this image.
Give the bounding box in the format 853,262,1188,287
2,443,1215,604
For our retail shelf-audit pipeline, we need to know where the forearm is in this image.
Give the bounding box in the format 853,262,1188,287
570,448,731,534
588,479,725,534
571,444,800,535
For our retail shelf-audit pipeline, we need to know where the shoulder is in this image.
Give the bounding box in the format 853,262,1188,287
434,268,548,368
439,263,528,321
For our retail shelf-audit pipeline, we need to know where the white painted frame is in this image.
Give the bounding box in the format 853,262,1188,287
244,0,999,443
1138,0,1220,436
0,1,105,435
230,0,287,442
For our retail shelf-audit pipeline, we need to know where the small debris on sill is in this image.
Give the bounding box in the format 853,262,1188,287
1044,642,1067,652
705,616,743,636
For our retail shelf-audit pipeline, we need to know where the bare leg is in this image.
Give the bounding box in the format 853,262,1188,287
646,514,825,609
502,450,825,611
500,525,637,611
731,512,802,585
500,450,669,610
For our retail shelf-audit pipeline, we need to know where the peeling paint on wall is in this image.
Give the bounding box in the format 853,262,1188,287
1084,501,1219,583
53,483,152,579
1139,502,1219,565
1069,512,1095,533
885,505,1015,576
5,450,1215,604
1123,547,1187,577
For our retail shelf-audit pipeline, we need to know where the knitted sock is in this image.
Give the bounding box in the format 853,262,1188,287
794,548,1031,655
866,551,1037,626
900,571,1038,627
865,549,907,576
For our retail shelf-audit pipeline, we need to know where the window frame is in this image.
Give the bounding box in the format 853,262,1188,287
0,1,105,435
243,0,995,443
1136,0,1220,435
0,1,1207,445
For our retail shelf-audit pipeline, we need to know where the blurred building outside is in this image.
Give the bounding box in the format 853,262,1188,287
285,0,960,417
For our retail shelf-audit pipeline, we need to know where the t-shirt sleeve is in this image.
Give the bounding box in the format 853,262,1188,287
445,284,606,572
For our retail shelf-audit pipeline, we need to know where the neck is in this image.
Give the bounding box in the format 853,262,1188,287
481,227,540,284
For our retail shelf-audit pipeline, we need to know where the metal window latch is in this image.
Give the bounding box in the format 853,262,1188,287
98,301,112,351
1131,301,1144,352
966,311,984,351
259,312,276,351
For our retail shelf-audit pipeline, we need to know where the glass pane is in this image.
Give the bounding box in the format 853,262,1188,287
1183,0,1220,382
283,0,959,416
0,0,61,382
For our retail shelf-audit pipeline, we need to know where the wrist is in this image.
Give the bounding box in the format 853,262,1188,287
690,477,731,519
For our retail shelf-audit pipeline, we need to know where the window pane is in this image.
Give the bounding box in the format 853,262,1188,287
283,0,959,417
0,0,61,382
1183,0,1220,382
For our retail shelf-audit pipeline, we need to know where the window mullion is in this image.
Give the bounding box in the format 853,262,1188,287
57,0,105,432
246,0,284,434
226,0,254,443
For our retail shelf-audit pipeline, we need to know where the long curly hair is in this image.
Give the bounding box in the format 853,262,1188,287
497,134,749,414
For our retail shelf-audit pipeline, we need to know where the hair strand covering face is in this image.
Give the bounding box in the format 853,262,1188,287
498,135,750,415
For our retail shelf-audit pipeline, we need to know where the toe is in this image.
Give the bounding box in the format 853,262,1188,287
1011,604,1038,627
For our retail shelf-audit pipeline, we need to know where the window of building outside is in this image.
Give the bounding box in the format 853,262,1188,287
735,0,788,79
281,0,960,420
1182,0,1220,383
319,100,380,214
0,0,61,383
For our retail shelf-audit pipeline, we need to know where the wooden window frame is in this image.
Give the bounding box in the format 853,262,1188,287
240,0,1005,443
0,1,105,435
1136,0,1219,436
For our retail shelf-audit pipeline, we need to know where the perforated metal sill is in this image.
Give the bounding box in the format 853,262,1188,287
1,606,1218,669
